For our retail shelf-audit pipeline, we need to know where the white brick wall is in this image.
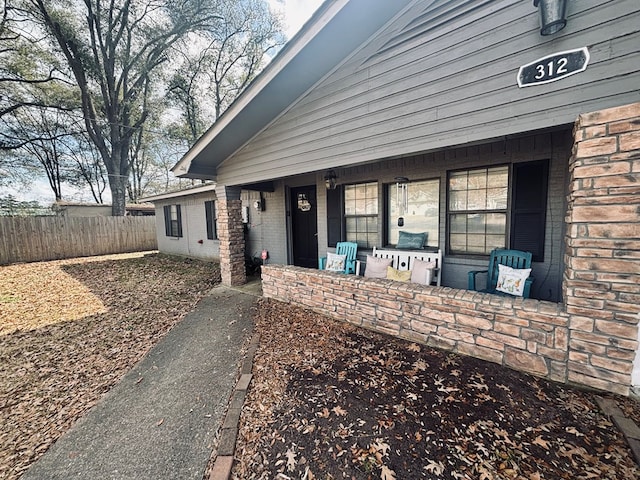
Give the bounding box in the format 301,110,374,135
154,191,220,261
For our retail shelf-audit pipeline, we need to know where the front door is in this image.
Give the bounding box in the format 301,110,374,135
290,185,318,268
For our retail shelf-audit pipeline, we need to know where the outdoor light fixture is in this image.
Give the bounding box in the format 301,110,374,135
324,169,337,190
534,0,568,36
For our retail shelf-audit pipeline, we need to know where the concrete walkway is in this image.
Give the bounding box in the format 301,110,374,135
22,283,260,480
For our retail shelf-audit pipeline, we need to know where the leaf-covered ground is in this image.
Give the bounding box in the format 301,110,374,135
234,299,640,480
0,253,219,480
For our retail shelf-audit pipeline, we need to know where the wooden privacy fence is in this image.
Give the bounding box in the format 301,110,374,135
0,216,157,265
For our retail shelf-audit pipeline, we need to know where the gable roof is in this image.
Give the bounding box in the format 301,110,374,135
171,0,415,181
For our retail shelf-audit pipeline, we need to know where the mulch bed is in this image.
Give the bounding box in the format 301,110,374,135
0,253,219,480
233,299,640,480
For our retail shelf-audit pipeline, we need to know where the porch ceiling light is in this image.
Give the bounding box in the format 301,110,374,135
534,0,568,36
324,169,337,190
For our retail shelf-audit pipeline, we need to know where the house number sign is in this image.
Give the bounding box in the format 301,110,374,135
517,47,589,88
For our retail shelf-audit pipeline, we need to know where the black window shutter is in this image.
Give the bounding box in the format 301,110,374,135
326,187,343,247
176,205,183,237
511,160,549,262
163,205,171,236
205,201,216,240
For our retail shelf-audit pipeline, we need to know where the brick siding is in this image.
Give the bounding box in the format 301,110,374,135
565,101,640,395
216,186,246,286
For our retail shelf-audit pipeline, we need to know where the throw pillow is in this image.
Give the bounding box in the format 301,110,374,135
386,266,412,282
410,259,436,285
495,264,532,296
364,255,393,278
397,231,427,249
325,252,347,272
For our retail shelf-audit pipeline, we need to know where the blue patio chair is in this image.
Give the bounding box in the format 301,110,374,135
319,241,358,274
468,248,534,298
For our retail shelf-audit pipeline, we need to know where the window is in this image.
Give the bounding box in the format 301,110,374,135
448,166,508,255
387,178,439,248
163,204,182,238
205,200,217,240
344,182,378,248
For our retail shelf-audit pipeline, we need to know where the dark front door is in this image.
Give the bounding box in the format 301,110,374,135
290,185,318,268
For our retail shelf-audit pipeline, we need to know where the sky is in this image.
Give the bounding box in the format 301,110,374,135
3,0,325,206
269,0,325,39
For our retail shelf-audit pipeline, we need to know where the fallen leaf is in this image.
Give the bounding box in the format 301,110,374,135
380,464,396,480
332,406,347,416
285,447,296,472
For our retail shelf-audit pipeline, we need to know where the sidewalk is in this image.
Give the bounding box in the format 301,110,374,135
22,283,259,480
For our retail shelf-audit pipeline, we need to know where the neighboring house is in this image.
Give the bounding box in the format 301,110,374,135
163,1,639,395
53,201,155,217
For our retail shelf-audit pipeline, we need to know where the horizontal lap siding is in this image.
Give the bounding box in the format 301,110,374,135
218,0,640,186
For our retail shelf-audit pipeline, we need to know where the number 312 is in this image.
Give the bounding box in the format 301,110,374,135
535,58,569,79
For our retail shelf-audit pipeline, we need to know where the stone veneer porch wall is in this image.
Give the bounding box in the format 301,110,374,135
262,266,572,384
261,102,640,396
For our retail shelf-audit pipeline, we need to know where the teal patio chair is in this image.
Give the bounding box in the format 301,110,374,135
468,248,534,298
319,241,358,274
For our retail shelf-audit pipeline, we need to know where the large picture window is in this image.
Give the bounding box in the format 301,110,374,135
448,166,508,255
387,178,439,248
163,204,182,238
344,182,378,248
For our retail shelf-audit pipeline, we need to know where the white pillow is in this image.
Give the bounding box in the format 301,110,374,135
495,264,531,296
325,252,347,272
364,255,392,278
410,259,436,285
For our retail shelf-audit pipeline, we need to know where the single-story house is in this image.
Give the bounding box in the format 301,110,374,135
52,201,155,217
148,0,640,396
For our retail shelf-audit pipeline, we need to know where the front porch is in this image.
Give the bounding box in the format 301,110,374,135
257,102,640,396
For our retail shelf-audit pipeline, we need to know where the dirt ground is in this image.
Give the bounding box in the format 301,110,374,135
0,253,219,480
2,254,640,480
233,299,640,480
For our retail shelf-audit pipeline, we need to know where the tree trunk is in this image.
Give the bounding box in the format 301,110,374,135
109,174,127,216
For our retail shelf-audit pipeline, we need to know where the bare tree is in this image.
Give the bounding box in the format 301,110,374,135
3,106,82,200
26,0,221,215
167,0,285,146
63,131,108,203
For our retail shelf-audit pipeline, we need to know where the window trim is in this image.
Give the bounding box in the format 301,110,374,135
343,181,379,249
446,161,549,260
163,204,183,238
446,165,510,257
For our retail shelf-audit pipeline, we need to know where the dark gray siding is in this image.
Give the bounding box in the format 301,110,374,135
218,0,639,186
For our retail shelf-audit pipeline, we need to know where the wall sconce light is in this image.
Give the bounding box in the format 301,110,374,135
324,169,337,190
534,0,568,36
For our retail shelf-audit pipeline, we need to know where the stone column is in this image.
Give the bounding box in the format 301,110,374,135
564,102,640,395
216,185,246,286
